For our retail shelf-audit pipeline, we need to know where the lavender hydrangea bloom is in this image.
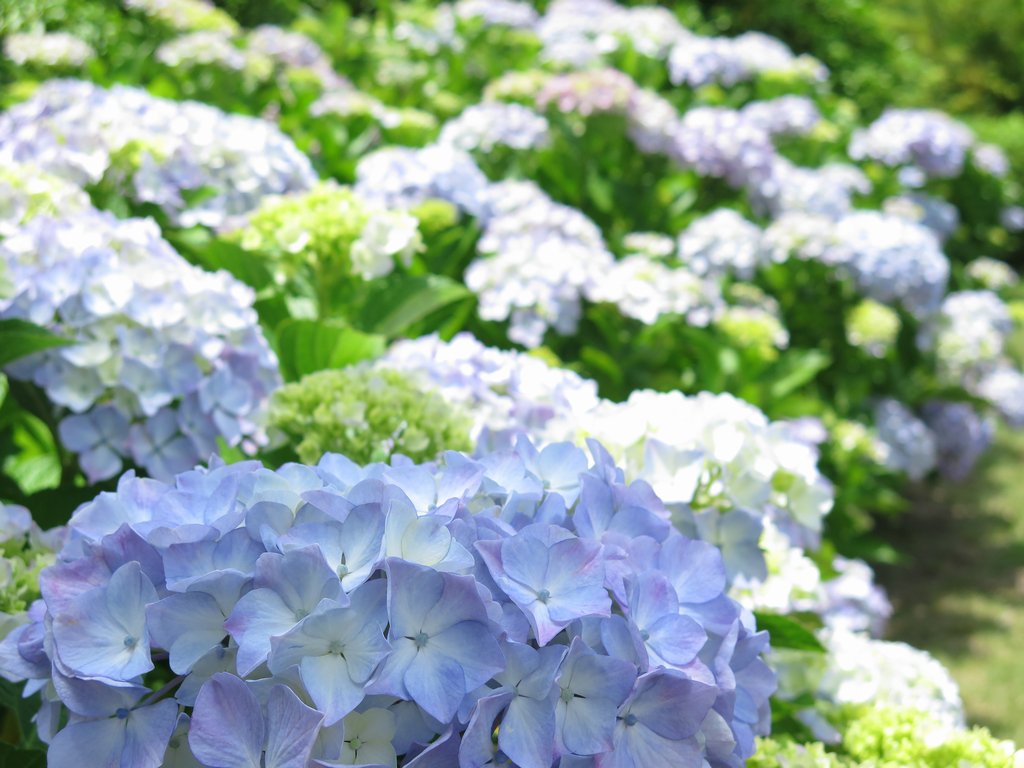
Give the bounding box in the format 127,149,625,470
439,102,550,152
873,399,938,481
0,437,770,767
0,210,280,481
0,79,315,227
849,109,975,179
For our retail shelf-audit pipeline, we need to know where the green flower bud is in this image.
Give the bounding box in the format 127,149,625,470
846,299,900,358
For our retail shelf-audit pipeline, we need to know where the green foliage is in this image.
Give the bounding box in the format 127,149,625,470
749,737,851,768
0,320,70,368
753,612,825,652
267,366,472,465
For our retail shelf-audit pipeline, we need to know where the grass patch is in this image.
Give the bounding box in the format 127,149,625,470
877,426,1024,743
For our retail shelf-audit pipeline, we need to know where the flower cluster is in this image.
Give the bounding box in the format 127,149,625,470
668,32,824,88
871,399,938,482
671,107,778,189
741,96,822,138
455,0,539,29
0,79,316,228
676,209,766,280
467,180,616,346
228,181,423,282
845,299,900,359
926,289,1012,382
377,332,601,447
586,252,723,327
0,161,91,237
849,109,976,180
438,101,550,153
3,32,94,68
246,24,350,91
355,144,492,219
0,504,64,639
0,437,774,768
921,400,994,481
123,0,239,33
267,367,473,465
0,209,280,481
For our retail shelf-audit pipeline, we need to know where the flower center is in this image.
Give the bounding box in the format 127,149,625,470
122,635,136,649
350,737,362,750
639,629,650,641
115,708,130,720
623,713,638,727
560,687,575,704
414,631,430,649
328,640,345,655
536,588,551,604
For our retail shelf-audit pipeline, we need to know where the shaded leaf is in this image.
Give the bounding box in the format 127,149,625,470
274,319,385,382
0,320,70,368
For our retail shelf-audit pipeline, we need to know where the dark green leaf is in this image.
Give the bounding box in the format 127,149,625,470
753,611,826,652
0,678,42,752
354,275,472,338
274,319,386,382
0,320,70,368
168,230,274,291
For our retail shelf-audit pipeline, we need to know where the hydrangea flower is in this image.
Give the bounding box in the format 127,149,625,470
355,144,492,219
0,161,91,237
228,181,422,283
882,193,959,241
0,437,773,767
925,290,1012,382
439,102,550,152
454,0,539,29
921,401,994,481
0,79,316,228
845,299,900,359
871,400,937,481
4,32,94,68
676,210,764,280
124,0,240,33
155,30,251,71
466,180,615,347
246,25,350,91
0,209,280,481
268,367,473,465
585,253,723,327
740,96,821,138
376,332,601,447
849,109,975,179
670,107,777,189
668,31,825,88
965,256,1019,291
0,504,64,638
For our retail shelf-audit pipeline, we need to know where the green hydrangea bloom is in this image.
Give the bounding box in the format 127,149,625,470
840,705,1021,768
716,306,789,361
231,181,423,285
268,367,472,465
409,198,460,239
749,737,852,768
0,503,62,639
846,299,900,357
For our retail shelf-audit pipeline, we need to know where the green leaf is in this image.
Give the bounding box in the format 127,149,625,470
2,414,61,496
354,275,472,338
274,319,386,382
0,741,45,766
168,230,274,291
0,678,42,752
768,350,831,400
753,611,826,652
0,320,70,368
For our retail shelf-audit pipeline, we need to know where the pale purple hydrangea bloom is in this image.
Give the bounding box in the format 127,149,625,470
872,399,937,481
0,210,280,481
668,32,825,88
753,159,870,219
923,289,1012,382
921,401,994,481
355,144,492,219
849,109,974,179
466,180,615,347
816,557,892,638
883,193,959,241
972,143,1010,177
0,438,774,768
740,97,821,138
439,102,550,153
670,107,777,189
0,79,316,228
973,366,1024,428
454,0,539,29
676,210,765,280
246,24,350,91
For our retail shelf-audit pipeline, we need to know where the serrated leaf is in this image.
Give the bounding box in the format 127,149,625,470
0,320,70,368
274,319,386,382
753,611,826,652
354,274,471,337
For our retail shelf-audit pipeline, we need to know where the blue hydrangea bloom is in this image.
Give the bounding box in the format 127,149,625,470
0,439,773,767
